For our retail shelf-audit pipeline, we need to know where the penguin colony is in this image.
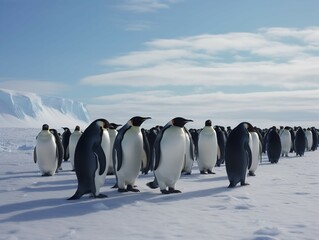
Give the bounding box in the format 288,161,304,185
33,118,319,199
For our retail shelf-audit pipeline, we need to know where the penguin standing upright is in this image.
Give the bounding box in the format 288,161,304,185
68,119,110,200
49,128,64,173
69,126,82,171
34,124,58,176
62,127,71,161
267,126,282,164
113,116,151,192
294,127,306,156
311,127,318,151
182,127,195,175
197,120,219,174
248,129,261,176
225,122,253,188
215,126,227,167
107,123,121,175
149,117,193,194
305,128,313,151
280,126,291,157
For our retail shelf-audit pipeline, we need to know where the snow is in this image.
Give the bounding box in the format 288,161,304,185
0,89,90,128
0,127,318,240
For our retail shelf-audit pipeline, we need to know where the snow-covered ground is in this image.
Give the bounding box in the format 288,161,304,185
0,128,318,240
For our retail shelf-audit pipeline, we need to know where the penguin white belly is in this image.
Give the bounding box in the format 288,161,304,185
101,129,111,177
305,130,313,151
117,129,143,187
36,134,57,176
107,130,117,173
183,132,193,173
155,127,186,189
249,132,260,173
197,130,218,171
280,130,291,155
69,132,81,170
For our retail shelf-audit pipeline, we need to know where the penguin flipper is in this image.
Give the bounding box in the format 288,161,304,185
154,125,171,170
113,124,131,171
33,147,37,163
246,141,252,170
93,143,106,175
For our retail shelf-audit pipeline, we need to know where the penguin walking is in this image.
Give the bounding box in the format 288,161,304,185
113,116,151,192
248,130,261,176
197,120,219,174
107,123,121,175
267,127,282,164
148,117,193,194
225,122,253,188
34,124,58,176
280,127,291,157
68,119,110,200
49,128,64,173
62,127,71,161
69,126,82,171
294,127,306,156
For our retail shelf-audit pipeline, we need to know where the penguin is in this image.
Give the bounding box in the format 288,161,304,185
182,127,195,175
62,127,71,161
68,119,110,200
49,128,64,173
305,128,313,151
34,124,58,176
113,116,151,192
107,123,121,175
225,122,253,188
141,128,152,175
100,124,111,181
149,117,193,194
248,129,261,176
69,126,82,171
266,126,282,164
311,127,318,151
197,120,219,174
280,126,291,157
215,126,227,167
294,127,306,156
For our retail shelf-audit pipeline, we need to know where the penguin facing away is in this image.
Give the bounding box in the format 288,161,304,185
113,116,151,192
49,128,64,173
68,119,110,200
34,124,58,176
69,126,82,171
225,122,253,188
294,127,306,157
151,117,193,194
267,126,282,164
62,127,71,161
182,127,195,175
107,123,121,175
197,120,219,174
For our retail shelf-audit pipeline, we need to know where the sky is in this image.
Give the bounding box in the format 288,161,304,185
1,0,319,129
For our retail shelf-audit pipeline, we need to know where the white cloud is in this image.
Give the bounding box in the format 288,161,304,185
82,27,319,90
0,79,70,95
117,0,171,13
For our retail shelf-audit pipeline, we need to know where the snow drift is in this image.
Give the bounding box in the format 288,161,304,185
0,88,90,128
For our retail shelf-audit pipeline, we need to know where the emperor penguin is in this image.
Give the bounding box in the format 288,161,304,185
68,119,110,200
311,127,318,151
113,116,151,192
305,128,313,151
150,117,193,194
248,128,261,176
225,122,253,188
107,123,121,175
100,124,111,182
197,120,219,174
215,126,227,167
280,126,292,157
294,127,306,156
267,126,282,164
49,128,64,173
34,124,58,176
69,126,82,171
182,127,195,175
62,127,71,161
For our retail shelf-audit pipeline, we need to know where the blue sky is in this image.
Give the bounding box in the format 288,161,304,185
1,0,319,128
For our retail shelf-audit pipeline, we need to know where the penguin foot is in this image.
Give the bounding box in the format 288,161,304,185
161,189,170,194
200,170,207,174
94,193,108,198
146,181,158,189
228,183,236,188
207,170,216,174
168,187,181,194
248,171,256,176
118,188,128,193
111,183,118,189
241,182,249,186
127,185,140,192
183,172,191,175
42,173,53,177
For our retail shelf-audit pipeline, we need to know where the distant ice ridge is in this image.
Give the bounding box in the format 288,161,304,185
0,88,90,128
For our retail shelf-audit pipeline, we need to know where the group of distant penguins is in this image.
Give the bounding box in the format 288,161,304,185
33,117,318,200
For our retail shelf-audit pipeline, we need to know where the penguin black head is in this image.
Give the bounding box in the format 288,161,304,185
75,125,80,131
205,120,212,127
109,123,122,130
62,127,70,132
172,117,193,128
130,116,151,127
42,124,49,131
242,122,255,132
95,118,110,129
